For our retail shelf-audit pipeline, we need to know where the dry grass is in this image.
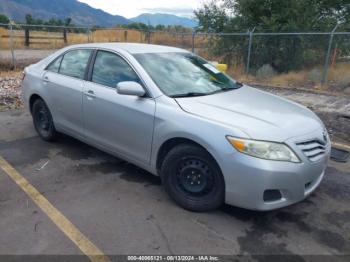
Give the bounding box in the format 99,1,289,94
0,27,6,36
0,70,22,77
151,32,192,47
328,63,350,88
91,29,144,43
269,71,309,86
67,32,89,45
0,29,68,49
0,27,209,48
226,63,350,91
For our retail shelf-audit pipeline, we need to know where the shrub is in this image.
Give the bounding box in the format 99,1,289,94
308,68,322,82
256,64,276,79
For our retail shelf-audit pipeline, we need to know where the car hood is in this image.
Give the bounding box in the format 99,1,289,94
175,85,323,142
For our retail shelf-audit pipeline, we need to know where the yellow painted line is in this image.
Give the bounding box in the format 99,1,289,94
332,142,350,151
0,156,111,262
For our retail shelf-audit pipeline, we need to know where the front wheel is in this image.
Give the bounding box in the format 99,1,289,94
161,144,225,212
32,99,58,141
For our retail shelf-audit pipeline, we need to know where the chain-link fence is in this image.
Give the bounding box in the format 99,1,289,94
188,30,350,90
1,23,349,91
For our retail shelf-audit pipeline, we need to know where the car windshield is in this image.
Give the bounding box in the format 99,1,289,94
133,52,241,97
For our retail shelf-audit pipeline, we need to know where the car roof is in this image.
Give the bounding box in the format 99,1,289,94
66,43,190,54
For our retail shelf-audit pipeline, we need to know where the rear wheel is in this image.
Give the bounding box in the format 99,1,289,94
32,99,58,141
161,144,225,212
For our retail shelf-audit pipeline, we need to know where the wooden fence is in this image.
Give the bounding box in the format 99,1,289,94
0,27,198,50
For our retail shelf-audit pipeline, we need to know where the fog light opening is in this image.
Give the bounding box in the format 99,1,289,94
263,189,282,202
305,181,312,190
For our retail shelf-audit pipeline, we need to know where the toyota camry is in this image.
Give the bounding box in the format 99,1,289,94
22,43,331,211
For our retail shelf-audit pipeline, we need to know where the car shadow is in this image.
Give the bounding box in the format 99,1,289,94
57,134,162,186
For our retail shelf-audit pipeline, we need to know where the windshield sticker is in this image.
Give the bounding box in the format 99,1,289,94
203,63,221,74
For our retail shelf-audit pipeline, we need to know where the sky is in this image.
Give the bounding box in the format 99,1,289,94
78,0,203,18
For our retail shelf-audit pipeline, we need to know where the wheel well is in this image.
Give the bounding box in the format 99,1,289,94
156,137,212,174
29,94,42,113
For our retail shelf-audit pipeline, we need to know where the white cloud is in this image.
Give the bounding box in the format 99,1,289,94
78,0,202,18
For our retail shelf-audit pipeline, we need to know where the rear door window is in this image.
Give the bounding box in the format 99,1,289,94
59,49,92,79
91,51,140,88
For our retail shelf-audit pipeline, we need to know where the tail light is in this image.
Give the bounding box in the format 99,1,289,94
21,71,26,81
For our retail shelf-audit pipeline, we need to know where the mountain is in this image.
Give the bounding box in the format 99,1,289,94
130,13,198,28
0,0,130,26
0,1,198,28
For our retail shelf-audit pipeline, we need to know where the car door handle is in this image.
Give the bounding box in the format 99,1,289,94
43,76,50,83
85,90,96,98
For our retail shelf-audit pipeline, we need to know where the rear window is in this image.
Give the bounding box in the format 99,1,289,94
59,49,92,79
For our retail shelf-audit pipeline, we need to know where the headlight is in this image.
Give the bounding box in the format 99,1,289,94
226,136,300,163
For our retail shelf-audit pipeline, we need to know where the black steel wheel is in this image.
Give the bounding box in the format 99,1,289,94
176,157,214,196
161,144,225,212
32,99,57,141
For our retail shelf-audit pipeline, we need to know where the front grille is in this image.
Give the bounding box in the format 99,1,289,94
296,139,327,162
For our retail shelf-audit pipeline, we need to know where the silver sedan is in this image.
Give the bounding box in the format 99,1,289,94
22,43,331,211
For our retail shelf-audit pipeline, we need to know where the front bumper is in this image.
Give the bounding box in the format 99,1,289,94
221,129,330,211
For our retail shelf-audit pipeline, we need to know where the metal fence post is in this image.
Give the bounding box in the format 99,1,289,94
9,23,16,70
87,28,92,43
63,27,67,44
124,30,128,42
246,27,255,74
24,26,30,47
321,24,340,85
192,31,196,53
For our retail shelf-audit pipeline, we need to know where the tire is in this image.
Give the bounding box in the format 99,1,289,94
161,144,225,212
32,99,58,141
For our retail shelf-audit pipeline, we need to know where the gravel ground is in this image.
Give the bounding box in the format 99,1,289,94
257,86,350,115
0,49,56,69
0,76,22,111
0,75,349,143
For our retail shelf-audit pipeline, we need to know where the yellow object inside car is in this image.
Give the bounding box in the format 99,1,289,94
215,64,228,73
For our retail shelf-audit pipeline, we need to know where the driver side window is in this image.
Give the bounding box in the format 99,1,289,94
92,51,140,88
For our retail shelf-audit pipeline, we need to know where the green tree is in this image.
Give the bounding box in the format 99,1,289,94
25,14,35,24
64,18,72,27
23,15,82,32
224,0,350,31
195,0,350,72
155,24,165,31
194,1,228,32
0,14,10,24
118,22,151,31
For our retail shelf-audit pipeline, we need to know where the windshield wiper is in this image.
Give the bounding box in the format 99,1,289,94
212,79,225,85
236,81,243,87
170,92,209,98
209,82,244,95
170,82,243,98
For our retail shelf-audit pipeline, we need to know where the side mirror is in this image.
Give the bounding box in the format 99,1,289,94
116,81,146,97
